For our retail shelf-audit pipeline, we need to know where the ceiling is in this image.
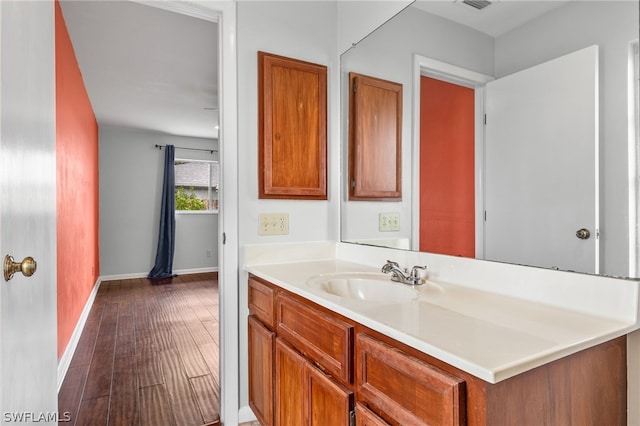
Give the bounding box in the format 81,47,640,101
59,0,219,139
58,1,566,141
412,0,569,37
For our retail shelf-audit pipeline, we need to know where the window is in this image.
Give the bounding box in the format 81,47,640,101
174,159,219,212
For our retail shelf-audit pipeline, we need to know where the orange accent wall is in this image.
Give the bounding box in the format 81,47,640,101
420,76,475,257
55,1,100,359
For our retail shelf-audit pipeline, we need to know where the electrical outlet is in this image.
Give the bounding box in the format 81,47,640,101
206,250,212,258
379,212,400,231
259,213,289,235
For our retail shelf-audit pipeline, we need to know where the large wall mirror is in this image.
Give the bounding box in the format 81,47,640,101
341,1,640,278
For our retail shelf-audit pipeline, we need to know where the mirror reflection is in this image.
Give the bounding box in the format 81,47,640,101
341,1,640,278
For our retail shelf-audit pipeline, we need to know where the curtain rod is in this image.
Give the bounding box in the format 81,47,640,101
154,144,217,154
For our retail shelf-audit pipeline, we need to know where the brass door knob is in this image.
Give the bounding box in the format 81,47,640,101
4,255,37,281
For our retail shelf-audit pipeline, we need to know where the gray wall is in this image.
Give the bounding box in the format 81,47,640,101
494,1,639,276
99,125,218,276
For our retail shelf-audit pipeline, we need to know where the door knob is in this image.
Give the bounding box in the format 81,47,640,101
4,255,37,281
576,228,591,240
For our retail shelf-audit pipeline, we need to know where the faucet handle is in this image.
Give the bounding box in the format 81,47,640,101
410,265,427,278
385,260,400,267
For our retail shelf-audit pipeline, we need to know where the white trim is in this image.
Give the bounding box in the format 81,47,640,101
411,54,494,254
99,267,218,282
629,39,640,278
213,2,240,425
57,277,102,393
238,405,257,424
130,0,220,22
132,2,239,423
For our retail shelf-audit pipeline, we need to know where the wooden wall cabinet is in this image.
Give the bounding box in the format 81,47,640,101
258,51,327,200
348,72,402,201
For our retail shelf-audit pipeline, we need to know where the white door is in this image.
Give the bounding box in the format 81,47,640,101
484,45,599,274
0,1,58,422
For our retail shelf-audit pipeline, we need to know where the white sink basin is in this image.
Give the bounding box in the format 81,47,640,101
306,272,421,303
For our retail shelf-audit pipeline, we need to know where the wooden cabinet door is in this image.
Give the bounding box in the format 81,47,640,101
348,72,402,200
275,338,306,426
248,316,275,426
258,51,327,199
356,334,465,426
276,338,354,426
307,360,354,426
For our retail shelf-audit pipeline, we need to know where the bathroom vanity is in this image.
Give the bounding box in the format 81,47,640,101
245,245,638,426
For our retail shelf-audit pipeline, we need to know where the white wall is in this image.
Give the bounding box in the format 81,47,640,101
341,7,494,245
494,0,639,277
99,125,218,276
236,0,339,410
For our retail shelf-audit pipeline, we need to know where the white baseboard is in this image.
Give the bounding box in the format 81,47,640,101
238,405,257,424
100,267,218,282
57,276,102,393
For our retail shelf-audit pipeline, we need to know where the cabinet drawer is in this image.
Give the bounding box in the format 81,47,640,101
248,276,276,328
276,293,353,384
356,334,465,426
356,402,390,426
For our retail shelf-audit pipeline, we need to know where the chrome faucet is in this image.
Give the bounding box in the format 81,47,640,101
381,260,427,285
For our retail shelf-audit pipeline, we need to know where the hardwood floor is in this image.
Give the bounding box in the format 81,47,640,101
58,273,220,426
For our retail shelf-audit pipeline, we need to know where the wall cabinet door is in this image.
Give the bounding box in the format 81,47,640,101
248,315,275,426
348,72,402,201
276,338,354,426
258,51,327,200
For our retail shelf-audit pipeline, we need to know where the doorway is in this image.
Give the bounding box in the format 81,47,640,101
413,47,600,274
55,0,228,423
419,76,476,257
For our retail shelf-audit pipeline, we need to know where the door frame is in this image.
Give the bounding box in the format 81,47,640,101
411,54,493,256
134,1,239,423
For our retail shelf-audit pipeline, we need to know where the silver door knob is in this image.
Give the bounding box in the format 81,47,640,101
576,228,591,240
4,255,37,281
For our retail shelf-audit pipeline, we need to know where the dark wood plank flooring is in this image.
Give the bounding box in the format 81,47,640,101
58,273,220,426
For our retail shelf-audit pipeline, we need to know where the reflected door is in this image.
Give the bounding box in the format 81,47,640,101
484,45,599,273
420,76,476,257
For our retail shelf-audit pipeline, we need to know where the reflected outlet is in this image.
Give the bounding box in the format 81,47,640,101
259,213,289,235
379,213,400,231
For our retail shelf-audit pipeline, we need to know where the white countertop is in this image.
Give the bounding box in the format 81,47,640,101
245,257,638,384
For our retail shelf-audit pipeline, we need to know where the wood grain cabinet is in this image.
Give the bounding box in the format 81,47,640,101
348,72,402,201
276,338,354,426
248,275,355,425
247,274,627,426
356,334,465,426
248,315,275,426
258,51,327,200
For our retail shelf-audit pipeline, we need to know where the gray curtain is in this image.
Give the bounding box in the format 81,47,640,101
148,145,176,279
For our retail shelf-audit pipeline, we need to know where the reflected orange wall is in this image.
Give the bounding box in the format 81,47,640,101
55,1,99,359
420,76,475,257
